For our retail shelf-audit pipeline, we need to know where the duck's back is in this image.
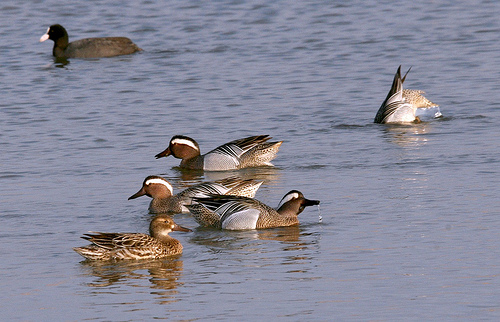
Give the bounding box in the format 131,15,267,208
74,232,183,260
239,141,282,168
403,89,438,108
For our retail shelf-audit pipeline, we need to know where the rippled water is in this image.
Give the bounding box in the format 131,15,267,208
1,0,499,320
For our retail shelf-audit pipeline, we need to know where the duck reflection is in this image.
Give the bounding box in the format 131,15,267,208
382,123,432,148
78,258,184,300
255,225,301,242
189,225,305,252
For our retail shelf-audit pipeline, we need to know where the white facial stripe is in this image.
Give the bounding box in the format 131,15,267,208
145,178,173,193
171,138,199,151
282,192,300,204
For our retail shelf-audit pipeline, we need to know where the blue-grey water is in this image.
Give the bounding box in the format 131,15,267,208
1,0,499,320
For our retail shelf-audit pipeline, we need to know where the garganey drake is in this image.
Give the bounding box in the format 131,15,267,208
73,215,191,260
129,175,264,214
374,66,439,124
187,190,320,230
155,135,282,171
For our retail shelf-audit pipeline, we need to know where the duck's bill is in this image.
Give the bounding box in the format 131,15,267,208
154,147,171,159
173,224,192,232
128,188,146,200
304,199,320,207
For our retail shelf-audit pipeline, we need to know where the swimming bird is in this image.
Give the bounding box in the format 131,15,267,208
129,175,264,214
374,66,438,124
73,215,191,260
40,24,142,58
155,135,283,171
187,190,320,230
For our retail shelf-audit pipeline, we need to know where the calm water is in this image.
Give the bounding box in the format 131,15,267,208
1,0,499,320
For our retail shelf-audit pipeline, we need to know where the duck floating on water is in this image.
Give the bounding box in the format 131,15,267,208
374,66,439,124
155,135,282,171
188,190,320,230
73,215,190,260
129,175,263,214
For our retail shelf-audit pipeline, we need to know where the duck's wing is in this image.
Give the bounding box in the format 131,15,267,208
191,195,262,230
208,135,272,159
177,181,232,198
176,177,262,199
216,177,264,197
82,232,154,250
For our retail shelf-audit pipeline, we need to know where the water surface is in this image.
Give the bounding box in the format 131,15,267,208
1,0,499,320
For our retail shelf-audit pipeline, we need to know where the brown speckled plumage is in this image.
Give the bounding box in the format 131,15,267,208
403,89,438,108
73,215,190,260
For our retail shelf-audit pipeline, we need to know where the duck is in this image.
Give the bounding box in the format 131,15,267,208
128,175,264,214
154,135,283,171
73,215,191,260
187,190,320,230
40,24,142,58
374,66,439,124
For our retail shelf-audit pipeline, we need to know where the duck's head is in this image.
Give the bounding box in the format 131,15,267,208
277,190,320,215
149,214,192,238
155,135,200,160
129,175,174,200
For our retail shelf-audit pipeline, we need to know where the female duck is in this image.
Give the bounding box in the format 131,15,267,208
40,24,142,58
188,190,320,230
374,66,439,124
129,175,263,214
155,135,282,171
73,215,191,260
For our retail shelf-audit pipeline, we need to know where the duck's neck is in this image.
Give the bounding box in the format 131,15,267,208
180,155,204,169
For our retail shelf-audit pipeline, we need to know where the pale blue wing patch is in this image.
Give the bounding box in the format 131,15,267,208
221,208,260,230
203,152,240,170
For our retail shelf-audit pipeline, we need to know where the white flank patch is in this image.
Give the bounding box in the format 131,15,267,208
171,138,199,151
145,178,173,194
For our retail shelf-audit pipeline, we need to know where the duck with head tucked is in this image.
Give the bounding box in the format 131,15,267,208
374,66,439,124
155,135,282,171
129,175,264,214
187,190,320,230
40,24,142,58
73,215,191,260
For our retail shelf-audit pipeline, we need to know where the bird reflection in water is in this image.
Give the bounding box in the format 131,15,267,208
383,123,432,148
78,258,183,303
